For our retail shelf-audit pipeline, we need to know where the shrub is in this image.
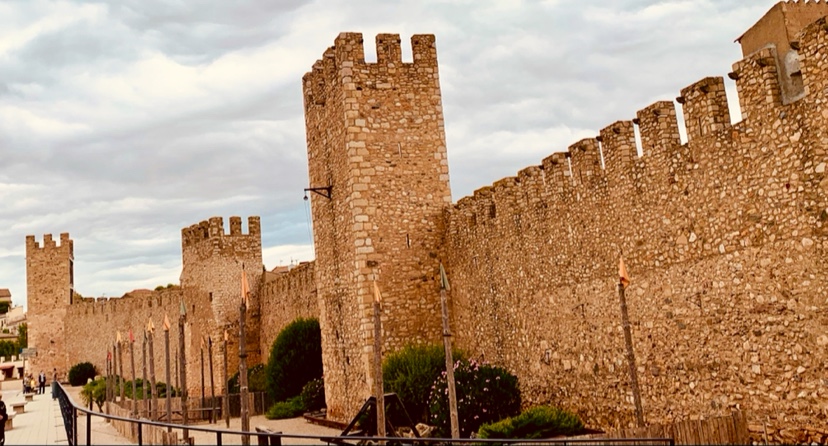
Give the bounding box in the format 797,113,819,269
227,363,267,394
300,378,325,411
265,317,322,402
382,343,465,424
113,377,178,399
81,377,107,411
427,359,521,438
478,406,585,439
68,362,97,386
265,396,305,420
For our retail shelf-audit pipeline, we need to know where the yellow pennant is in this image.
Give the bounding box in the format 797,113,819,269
373,281,382,303
619,256,631,289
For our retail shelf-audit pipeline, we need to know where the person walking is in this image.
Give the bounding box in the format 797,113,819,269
51,368,58,400
38,371,46,394
0,392,7,445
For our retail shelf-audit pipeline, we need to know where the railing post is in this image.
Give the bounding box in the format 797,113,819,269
217,431,223,446
137,421,143,446
87,396,93,445
73,406,79,445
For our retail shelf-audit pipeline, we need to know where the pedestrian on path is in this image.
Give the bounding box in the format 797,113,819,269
52,368,58,400
0,392,7,445
38,371,46,394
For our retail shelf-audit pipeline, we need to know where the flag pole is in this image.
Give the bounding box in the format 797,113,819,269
179,302,189,443
105,348,111,416
618,257,645,427
148,320,158,421
223,329,229,428
200,337,206,421
209,336,216,424
118,334,125,404
439,264,460,438
372,281,386,440
239,267,251,445
163,315,172,432
142,330,148,418
130,330,137,421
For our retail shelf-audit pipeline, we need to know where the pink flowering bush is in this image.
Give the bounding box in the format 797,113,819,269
427,359,520,438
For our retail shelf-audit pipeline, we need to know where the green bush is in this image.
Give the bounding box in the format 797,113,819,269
227,363,266,394
81,378,107,411
300,378,325,411
68,362,97,386
113,376,178,399
265,317,322,402
265,396,305,420
427,359,521,438
478,406,585,439
382,343,465,423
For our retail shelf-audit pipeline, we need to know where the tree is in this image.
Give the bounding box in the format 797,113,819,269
17,323,27,349
265,318,322,402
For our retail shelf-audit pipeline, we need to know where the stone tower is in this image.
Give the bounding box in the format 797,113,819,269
302,33,452,421
179,216,263,383
26,233,73,377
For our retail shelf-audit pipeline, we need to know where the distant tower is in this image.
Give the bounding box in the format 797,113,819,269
180,216,263,385
26,233,74,376
302,33,452,420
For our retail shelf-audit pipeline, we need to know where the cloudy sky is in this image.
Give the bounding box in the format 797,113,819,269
1,0,781,307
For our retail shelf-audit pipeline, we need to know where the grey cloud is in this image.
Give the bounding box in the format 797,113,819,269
102,0,312,64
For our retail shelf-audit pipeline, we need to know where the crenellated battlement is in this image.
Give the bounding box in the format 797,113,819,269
181,216,261,247
599,121,637,180
26,233,73,255
449,9,828,238
65,287,184,317
678,76,731,141
302,33,439,112
635,100,681,158
568,138,602,185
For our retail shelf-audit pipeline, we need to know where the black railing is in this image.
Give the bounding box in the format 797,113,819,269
55,382,673,446
55,382,77,444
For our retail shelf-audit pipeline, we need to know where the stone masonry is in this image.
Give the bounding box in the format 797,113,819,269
302,32,452,421
27,233,73,378
29,216,263,396
25,2,828,443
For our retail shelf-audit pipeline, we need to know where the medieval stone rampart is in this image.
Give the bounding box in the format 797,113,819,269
442,15,828,438
28,216,264,396
63,287,217,395
258,262,318,359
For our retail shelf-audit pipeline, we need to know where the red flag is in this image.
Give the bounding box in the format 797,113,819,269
129,329,135,343
619,256,631,289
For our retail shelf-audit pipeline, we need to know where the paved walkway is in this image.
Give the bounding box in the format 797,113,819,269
2,383,344,445
2,385,129,445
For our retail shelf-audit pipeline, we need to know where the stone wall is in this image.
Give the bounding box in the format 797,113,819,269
30,216,264,397
302,33,452,421
64,287,217,396
441,16,828,439
258,262,318,359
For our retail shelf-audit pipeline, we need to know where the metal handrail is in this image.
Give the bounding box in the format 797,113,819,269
56,382,674,446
